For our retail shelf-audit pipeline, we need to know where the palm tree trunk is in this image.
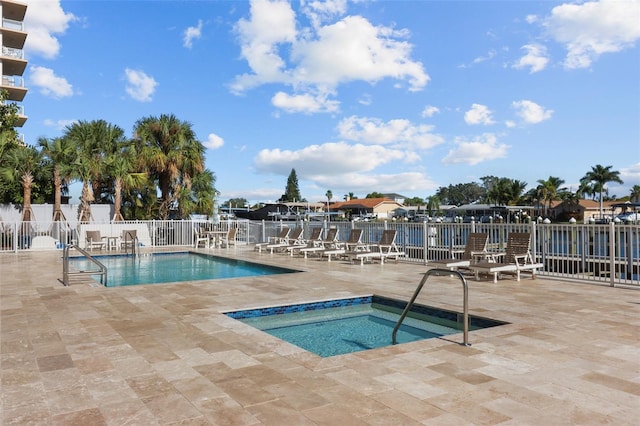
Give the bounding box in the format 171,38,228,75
112,178,124,221
51,167,66,222
21,173,33,222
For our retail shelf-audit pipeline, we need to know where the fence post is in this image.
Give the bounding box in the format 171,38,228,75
609,222,615,287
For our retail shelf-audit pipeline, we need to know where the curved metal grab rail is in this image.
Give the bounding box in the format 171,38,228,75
392,268,469,346
62,244,107,286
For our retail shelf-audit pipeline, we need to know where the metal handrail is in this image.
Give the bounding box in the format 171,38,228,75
62,244,107,286
392,268,469,346
122,231,139,257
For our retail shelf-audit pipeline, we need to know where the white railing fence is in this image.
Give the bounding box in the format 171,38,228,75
1,219,637,287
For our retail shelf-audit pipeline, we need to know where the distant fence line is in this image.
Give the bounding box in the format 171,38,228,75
1,218,638,287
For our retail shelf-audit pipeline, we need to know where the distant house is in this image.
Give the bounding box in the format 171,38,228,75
330,198,403,220
551,199,620,223
381,193,407,205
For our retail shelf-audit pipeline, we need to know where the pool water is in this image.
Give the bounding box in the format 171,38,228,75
69,252,299,287
226,296,506,357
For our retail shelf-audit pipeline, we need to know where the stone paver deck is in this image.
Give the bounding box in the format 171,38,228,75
1,247,639,425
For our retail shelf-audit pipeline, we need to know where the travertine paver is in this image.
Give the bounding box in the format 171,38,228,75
1,247,639,425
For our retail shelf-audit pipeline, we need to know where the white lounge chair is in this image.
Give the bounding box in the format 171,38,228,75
298,228,339,259
469,233,543,283
264,228,304,254
120,230,137,250
194,228,210,249
255,227,290,252
427,232,489,270
320,228,362,261
285,227,323,256
219,228,237,248
346,229,405,265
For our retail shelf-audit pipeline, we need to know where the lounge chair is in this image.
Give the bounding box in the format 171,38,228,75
298,228,340,259
427,232,489,270
255,227,290,252
469,232,543,283
264,227,304,254
346,229,405,265
320,228,361,261
285,227,323,256
85,230,106,251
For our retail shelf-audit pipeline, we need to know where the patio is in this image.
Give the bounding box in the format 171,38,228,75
1,248,638,425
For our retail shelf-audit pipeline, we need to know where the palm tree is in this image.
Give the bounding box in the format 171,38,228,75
630,185,640,203
107,144,147,221
426,195,440,216
536,176,565,218
0,144,42,221
580,165,623,218
38,136,74,221
325,190,333,219
133,114,205,219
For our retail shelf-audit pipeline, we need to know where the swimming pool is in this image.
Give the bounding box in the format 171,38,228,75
69,252,300,287
226,295,507,357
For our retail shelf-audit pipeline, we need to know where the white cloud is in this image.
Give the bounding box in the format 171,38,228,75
231,0,429,107
183,20,203,49
421,105,440,118
205,133,224,150
24,0,77,59
29,66,73,98
543,0,640,69
513,44,549,73
271,91,340,113
512,100,553,124
337,116,444,150
254,141,407,176
301,0,347,28
124,68,158,102
442,133,509,165
464,104,495,125
43,118,76,131
253,141,438,194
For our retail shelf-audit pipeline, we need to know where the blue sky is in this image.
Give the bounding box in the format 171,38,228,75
22,0,640,205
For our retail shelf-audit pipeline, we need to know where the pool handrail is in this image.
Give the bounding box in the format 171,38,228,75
61,244,107,286
392,268,469,346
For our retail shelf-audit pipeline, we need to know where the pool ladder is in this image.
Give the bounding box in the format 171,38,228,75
392,268,470,346
61,244,107,286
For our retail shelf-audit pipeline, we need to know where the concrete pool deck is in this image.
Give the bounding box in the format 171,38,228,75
1,247,639,425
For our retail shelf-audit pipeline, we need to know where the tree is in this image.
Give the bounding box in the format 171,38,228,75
436,182,485,205
107,143,147,221
404,196,425,206
426,195,440,216
535,176,565,217
343,192,356,201
280,168,302,202
580,165,623,218
134,114,206,219
486,178,527,206
38,137,74,221
630,185,640,203
365,191,384,198
0,144,43,221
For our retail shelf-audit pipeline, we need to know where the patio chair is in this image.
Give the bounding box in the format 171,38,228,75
85,230,106,251
427,232,489,270
469,232,543,283
219,228,237,248
346,229,405,265
319,228,361,261
194,227,210,249
285,227,323,256
255,227,290,252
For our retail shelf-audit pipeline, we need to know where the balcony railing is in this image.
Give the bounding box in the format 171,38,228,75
2,46,23,59
2,18,23,31
1,75,24,87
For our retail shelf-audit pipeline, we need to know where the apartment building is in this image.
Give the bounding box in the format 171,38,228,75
0,0,27,127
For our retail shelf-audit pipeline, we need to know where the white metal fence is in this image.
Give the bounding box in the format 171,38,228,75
1,219,638,287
